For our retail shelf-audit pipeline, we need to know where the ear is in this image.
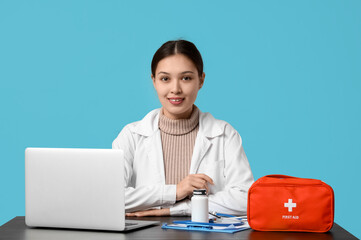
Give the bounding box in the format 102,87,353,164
199,72,205,89
151,74,156,87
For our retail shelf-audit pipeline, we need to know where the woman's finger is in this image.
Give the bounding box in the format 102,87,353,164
190,174,214,185
198,174,214,185
126,209,170,217
191,175,213,187
190,179,209,193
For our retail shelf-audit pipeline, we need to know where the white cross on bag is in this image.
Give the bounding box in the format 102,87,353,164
284,199,297,212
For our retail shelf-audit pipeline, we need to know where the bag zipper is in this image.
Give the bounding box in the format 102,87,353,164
254,183,324,187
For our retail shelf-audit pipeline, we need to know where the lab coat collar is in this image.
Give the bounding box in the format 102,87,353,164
131,108,225,138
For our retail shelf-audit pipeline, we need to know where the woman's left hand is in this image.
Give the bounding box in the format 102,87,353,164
126,208,170,217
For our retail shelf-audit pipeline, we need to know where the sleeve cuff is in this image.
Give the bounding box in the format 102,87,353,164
170,199,191,216
162,184,177,205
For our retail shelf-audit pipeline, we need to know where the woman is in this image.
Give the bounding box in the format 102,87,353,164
112,40,254,217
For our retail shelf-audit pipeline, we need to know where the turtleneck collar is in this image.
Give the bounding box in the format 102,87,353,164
158,105,200,135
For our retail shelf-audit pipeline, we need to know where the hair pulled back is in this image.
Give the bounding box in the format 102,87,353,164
151,40,203,77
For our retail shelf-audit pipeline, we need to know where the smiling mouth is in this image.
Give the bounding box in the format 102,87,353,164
169,98,183,102
168,98,184,105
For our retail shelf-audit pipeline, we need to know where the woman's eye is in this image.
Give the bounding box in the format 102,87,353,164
182,76,191,81
161,77,169,81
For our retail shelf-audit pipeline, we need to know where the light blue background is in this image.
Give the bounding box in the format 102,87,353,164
0,0,360,238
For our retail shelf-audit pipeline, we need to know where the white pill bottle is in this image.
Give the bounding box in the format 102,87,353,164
191,189,209,222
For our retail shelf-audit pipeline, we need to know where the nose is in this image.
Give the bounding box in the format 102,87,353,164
170,79,182,94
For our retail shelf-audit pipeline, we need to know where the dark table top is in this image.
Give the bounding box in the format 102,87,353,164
0,216,358,240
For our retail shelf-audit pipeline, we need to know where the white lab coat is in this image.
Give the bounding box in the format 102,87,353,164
112,108,254,216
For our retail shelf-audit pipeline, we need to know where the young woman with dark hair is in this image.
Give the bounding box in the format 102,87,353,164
112,40,254,217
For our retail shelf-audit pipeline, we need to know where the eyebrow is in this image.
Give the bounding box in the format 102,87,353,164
181,71,195,74
157,71,195,75
157,71,169,75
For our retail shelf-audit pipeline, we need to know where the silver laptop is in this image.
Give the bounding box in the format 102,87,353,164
25,147,159,231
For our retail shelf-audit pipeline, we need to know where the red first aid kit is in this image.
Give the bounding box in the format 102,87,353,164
247,175,334,233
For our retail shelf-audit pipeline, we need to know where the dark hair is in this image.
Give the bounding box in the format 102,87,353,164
151,40,204,77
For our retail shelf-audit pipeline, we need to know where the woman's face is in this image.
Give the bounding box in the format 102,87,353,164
152,54,205,119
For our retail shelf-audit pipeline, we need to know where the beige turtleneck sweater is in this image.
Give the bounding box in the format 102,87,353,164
158,106,200,185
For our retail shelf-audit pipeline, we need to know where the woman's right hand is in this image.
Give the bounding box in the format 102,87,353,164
176,174,214,201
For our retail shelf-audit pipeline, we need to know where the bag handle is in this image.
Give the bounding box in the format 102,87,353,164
263,174,322,182
264,174,297,179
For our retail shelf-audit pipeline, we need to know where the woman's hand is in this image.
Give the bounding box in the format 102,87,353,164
176,174,214,201
126,208,170,217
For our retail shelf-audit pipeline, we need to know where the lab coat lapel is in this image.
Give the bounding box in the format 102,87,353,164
189,133,211,174
133,108,165,184
189,110,224,174
146,130,165,184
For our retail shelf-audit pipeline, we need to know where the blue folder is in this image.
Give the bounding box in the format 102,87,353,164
162,220,250,234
